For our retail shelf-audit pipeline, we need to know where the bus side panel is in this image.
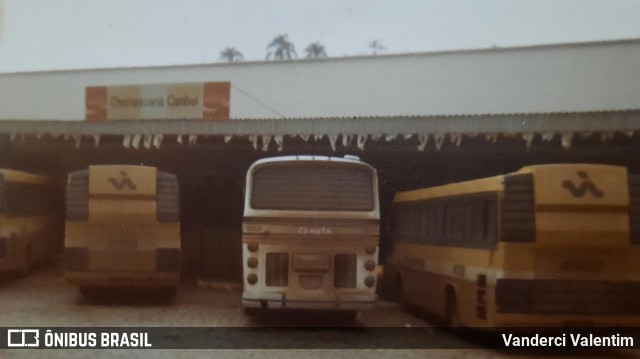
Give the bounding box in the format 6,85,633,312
65,222,181,287
391,242,496,327
0,170,61,274
0,216,22,271
23,214,59,262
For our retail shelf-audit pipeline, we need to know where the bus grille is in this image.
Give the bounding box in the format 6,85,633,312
334,254,357,288
266,253,289,287
500,173,535,242
496,279,640,315
156,171,180,223
629,174,640,244
66,170,89,221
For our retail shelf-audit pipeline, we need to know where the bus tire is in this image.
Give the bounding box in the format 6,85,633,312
159,287,177,302
395,274,406,306
79,286,98,300
329,310,357,322
445,291,461,333
243,307,262,316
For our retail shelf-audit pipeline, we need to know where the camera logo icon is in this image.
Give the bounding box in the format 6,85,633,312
7,329,39,347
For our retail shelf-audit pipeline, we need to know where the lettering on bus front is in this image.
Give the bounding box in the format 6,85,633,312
561,171,604,198
298,226,332,235
107,171,137,191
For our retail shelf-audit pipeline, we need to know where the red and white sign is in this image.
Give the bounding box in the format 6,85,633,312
85,82,230,121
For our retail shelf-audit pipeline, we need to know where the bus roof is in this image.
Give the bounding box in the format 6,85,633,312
394,175,505,203
88,164,158,171
393,163,627,203
515,163,626,176
0,169,52,185
249,155,372,169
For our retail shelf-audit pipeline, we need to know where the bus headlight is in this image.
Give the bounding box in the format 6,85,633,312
247,273,258,285
365,247,376,255
247,257,258,269
247,243,259,252
364,275,376,288
364,259,376,271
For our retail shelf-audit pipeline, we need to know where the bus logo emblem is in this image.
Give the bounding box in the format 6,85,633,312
108,171,137,190
562,171,603,198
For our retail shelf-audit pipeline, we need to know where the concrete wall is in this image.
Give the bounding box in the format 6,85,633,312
1,39,640,121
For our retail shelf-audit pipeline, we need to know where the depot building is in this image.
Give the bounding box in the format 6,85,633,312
1,39,639,280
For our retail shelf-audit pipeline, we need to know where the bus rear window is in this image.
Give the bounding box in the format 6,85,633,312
251,164,374,211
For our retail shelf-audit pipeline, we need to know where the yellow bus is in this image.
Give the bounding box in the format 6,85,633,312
242,155,380,316
386,163,640,328
0,169,61,276
64,165,181,297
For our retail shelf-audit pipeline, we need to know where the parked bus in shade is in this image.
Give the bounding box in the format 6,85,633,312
386,163,640,328
242,155,380,317
0,169,62,276
64,165,181,298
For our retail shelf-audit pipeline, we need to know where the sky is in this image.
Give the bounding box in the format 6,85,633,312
1,0,640,73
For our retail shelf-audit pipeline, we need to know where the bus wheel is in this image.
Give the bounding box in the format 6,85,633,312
79,286,99,300
334,310,357,321
243,307,262,316
445,292,461,333
395,274,406,305
158,287,177,302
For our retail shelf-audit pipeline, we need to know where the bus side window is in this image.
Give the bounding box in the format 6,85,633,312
396,204,412,241
424,205,430,242
484,200,498,245
410,203,420,241
469,201,485,246
0,174,4,214
417,202,428,243
445,201,465,244
428,204,444,244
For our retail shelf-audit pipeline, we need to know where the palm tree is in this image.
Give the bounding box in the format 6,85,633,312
368,40,386,55
304,42,327,59
220,47,244,62
266,34,297,60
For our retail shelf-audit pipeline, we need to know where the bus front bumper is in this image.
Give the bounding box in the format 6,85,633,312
65,271,180,288
242,292,377,310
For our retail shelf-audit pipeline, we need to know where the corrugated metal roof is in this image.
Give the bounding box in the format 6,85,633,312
0,111,638,136
3,39,640,120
